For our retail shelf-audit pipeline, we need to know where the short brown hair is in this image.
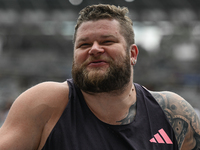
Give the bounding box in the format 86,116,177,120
73,4,135,48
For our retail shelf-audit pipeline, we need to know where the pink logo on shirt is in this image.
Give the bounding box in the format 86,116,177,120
150,128,173,144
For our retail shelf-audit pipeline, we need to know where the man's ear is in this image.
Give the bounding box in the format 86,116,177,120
130,44,139,65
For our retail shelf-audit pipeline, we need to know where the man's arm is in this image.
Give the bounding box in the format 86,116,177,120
151,91,200,150
0,103,51,150
0,81,68,149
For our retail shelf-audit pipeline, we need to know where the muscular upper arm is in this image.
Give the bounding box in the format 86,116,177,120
150,91,200,150
0,103,52,149
0,81,69,150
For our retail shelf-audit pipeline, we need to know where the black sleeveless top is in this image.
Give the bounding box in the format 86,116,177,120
42,79,178,150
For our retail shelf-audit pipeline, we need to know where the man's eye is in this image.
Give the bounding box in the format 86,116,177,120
103,41,114,45
79,43,90,48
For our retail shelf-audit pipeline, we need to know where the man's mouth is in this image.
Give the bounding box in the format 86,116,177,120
88,60,108,67
91,60,104,63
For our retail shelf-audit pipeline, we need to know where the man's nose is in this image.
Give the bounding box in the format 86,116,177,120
88,41,104,56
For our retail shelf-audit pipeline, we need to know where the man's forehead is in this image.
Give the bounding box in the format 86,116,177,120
75,19,120,40
78,19,120,30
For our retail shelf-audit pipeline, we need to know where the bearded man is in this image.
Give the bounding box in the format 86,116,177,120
0,4,199,150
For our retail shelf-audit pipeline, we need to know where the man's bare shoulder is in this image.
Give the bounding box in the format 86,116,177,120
9,81,70,129
0,81,69,149
9,81,70,115
149,90,200,150
21,81,70,106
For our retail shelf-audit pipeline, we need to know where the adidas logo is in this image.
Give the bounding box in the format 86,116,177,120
149,128,173,144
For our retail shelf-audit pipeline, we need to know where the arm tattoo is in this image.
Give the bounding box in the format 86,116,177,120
151,91,200,150
117,102,137,125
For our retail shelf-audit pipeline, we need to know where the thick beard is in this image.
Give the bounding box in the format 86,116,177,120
72,54,131,94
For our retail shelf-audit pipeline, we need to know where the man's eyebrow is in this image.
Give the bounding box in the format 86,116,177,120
76,37,89,43
76,35,117,43
100,35,117,39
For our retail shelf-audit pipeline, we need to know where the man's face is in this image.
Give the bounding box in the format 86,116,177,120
72,19,132,93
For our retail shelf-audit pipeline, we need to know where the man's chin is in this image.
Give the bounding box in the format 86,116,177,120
87,70,107,80
87,65,109,71
86,67,108,76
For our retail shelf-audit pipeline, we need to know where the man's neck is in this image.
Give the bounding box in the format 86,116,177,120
81,82,137,125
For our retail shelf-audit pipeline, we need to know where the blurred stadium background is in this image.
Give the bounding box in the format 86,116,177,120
0,0,200,125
